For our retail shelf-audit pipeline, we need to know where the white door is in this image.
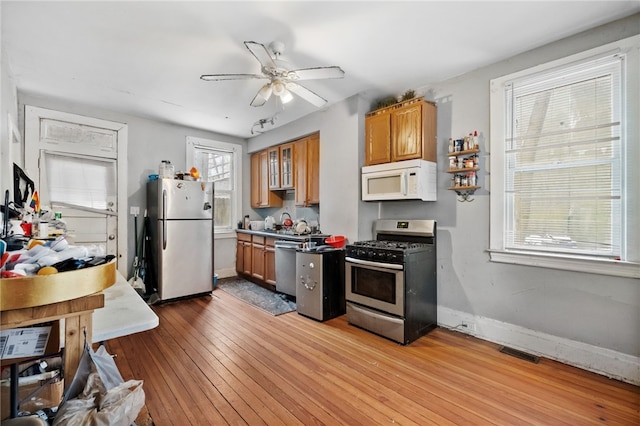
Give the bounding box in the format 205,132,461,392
24,106,128,275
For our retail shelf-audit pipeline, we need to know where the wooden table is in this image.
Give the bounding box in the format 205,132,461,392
1,293,105,385
1,262,158,419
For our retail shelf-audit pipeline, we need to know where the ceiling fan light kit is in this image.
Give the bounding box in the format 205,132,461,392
201,40,345,117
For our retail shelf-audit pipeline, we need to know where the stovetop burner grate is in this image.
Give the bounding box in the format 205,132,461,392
350,240,429,250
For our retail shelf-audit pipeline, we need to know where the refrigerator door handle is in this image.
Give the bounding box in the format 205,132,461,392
162,189,167,250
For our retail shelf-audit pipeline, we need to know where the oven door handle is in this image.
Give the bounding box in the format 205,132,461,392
345,257,404,271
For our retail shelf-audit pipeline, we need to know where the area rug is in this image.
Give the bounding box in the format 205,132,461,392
216,277,296,316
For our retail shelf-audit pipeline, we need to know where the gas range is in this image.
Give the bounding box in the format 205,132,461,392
344,219,437,344
345,219,436,265
345,240,430,264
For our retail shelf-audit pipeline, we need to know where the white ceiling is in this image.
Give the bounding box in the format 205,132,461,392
2,1,639,139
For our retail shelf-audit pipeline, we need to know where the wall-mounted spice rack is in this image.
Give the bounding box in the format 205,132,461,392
447,132,480,202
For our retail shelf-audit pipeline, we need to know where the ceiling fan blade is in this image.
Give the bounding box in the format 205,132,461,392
200,73,265,81
244,41,277,72
288,66,345,81
286,82,328,107
250,83,273,107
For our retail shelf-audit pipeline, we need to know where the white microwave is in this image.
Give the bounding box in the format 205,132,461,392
361,159,437,201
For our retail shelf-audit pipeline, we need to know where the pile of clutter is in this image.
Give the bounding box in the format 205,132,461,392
1,235,113,278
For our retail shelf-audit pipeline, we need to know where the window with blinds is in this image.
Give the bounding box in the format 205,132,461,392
187,137,242,233
504,54,623,258
194,148,234,231
490,35,638,277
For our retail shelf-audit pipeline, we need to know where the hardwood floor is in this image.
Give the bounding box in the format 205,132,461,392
107,289,639,425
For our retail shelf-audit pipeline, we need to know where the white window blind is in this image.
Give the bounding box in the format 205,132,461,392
44,151,116,211
504,54,622,258
187,141,239,232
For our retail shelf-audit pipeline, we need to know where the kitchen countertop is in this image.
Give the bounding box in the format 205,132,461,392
236,228,330,242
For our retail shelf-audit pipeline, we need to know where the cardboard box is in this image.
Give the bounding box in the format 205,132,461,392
0,322,60,366
1,375,64,419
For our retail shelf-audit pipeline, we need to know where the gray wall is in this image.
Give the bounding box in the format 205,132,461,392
248,15,640,378
16,92,246,279
0,22,20,213
248,95,378,242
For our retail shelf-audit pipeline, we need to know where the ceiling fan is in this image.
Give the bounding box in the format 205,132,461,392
200,41,345,108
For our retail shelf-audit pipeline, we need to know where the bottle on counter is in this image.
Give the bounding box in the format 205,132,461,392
243,215,250,230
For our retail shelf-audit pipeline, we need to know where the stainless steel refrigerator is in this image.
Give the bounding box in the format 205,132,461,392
147,178,214,301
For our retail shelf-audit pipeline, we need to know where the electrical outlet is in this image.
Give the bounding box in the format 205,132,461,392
461,321,476,333
130,206,140,216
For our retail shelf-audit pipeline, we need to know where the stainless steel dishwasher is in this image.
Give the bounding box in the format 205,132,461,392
274,240,303,297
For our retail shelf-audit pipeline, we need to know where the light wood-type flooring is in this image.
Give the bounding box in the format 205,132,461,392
107,288,639,425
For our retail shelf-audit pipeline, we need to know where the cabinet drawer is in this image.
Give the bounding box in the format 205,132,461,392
237,233,252,242
266,237,278,248
252,235,265,245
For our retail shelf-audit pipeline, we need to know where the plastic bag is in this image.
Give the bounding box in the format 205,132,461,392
52,343,145,426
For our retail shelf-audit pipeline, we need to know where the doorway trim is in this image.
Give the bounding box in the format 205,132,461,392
24,105,128,276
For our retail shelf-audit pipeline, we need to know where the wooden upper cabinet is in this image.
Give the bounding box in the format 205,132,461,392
365,111,392,165
267,147,281,190
280,143,294,189
365,98,437,166
251,151,283,208
294,132,320,206
294,138,308,207
306,134,320,205
250,153,261,208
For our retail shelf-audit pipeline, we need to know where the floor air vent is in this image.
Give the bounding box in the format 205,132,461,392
499,346,540,364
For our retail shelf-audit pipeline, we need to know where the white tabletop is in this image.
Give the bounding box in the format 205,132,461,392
92,272,159,342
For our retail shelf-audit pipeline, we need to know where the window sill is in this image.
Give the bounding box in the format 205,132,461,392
214,230,239,240
488,250,639,279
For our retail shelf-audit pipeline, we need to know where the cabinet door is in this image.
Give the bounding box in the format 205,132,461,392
236,241,244,274
250,153,261,208
306,133,320,205
365,112,391,165
242,242,252,275
264,245,276,285
267,147,281,189
251,242,265,280
259,151,270,207
294,138,308,206
391,103,423,162
280,143,294,189
251,150,283,208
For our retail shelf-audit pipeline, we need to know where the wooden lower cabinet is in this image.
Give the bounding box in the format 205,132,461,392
264,238,277,286
236,233,252,276
236,233,277,290
251,236,266,281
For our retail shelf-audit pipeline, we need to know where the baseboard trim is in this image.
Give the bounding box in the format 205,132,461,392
437,306,639,385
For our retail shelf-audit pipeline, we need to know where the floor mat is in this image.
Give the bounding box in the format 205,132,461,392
216,277,296,316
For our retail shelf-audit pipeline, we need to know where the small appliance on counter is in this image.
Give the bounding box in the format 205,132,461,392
295,246,345,321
